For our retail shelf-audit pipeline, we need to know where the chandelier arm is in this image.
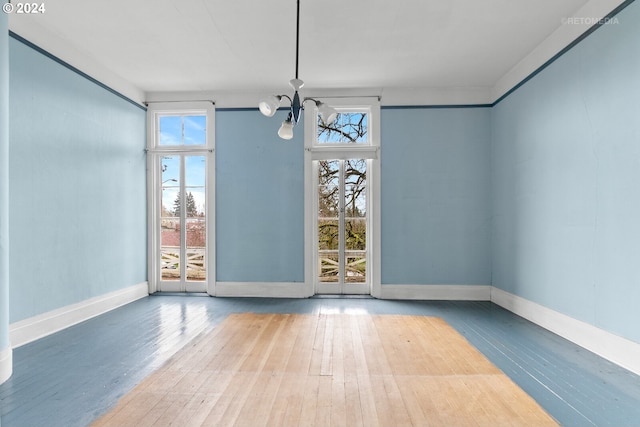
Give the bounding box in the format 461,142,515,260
279,94,293,104
302,97,320,105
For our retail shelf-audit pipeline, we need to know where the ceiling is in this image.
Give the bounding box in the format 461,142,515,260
7,0,624,106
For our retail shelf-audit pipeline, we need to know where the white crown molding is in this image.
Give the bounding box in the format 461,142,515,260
0,345,11,384
380,284,492,300
145,86,494,109
491,287,640,376
145,89,384,109
380,87,493,106
492,0,626,102
9,282,149,348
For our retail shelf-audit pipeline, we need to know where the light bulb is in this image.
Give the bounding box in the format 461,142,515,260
318,102,338,125
258,95,281,117
278,119,294,140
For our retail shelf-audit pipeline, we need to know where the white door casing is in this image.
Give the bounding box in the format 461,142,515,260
304,97,381,297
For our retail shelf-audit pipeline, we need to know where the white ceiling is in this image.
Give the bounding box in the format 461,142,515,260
8,0,625,106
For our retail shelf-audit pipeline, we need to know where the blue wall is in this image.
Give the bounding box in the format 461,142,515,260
492,1,640,342
381,108,492,285
9,38,147,323
214,107,492,287
1,13,10,358
215,110,305,283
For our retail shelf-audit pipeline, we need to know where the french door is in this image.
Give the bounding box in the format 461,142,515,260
304,98,380,297
158,154,208,292
315,158,369,294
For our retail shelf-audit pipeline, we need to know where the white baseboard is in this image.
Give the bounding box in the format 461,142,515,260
0,345,11,384
380,284,491,300
214,282,311,298
491,286,640,376
9,282,149,348
214,283,492,300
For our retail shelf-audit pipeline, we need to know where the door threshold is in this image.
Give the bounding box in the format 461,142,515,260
311,294,374,299
151,292,210,297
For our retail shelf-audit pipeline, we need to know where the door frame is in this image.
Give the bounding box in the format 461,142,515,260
313,159,371,295
146,101,216,295
304,97,381,297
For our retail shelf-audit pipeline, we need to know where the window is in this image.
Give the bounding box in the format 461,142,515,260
159,115,207,146
317,112,369,144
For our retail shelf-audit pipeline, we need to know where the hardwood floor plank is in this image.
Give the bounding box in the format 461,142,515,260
237,314,284,372
146,392,191,427
354,372,381,427
440,376,479,426
92,391,162,427
308,314,327,376
347,316,379,427
314,376,333,426
298,374,321,427
344,374,364,427
195,371,234,394
201,315,268,373
394,376,429,426
414,377,459,426
265,373,304,427
458,376,493,426
199,372,257,426
489,375,559,426
340,316,359,375
320,314,335,377
382,373,414,427
369,375,410,427
263,314,301,373
158,392,217,427
235,372,285,427
357,315,392,376
330,376,348,427
284,314,318,375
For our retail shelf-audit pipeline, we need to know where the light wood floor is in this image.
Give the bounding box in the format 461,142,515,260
91,313,558,427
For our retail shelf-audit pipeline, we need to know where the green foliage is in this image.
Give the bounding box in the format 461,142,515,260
173,191,198,217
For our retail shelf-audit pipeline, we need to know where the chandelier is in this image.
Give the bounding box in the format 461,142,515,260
258,0,337,139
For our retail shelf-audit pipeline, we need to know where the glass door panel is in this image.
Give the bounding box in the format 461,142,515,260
161,156,181,281
185,156,206,282
316,159,369,294
344,159,367,287
158,154,207,292
318,160,340,284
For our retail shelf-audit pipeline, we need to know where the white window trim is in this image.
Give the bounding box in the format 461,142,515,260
304,97,381,297
145,101,216,295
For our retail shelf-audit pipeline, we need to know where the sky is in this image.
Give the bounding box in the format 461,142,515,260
159,115,207,216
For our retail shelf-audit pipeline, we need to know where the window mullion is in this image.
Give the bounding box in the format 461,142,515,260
339,160,346,289
180,155,187,289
